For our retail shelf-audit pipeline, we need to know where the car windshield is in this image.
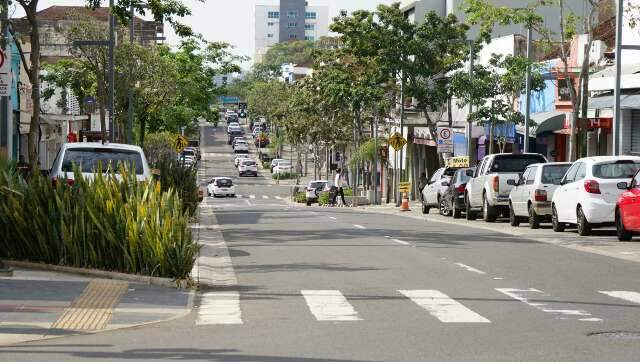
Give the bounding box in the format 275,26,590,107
182,150,195,156
61,148,144,174
490,155,546,173
592,160,640,179
457,169,473,183
215,178,233,187
541,164,572,184
242,161,256,166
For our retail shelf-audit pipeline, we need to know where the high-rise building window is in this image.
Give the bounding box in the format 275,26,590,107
287,10,298,18
267,22,274,26
287,22,297,28
268,11,279,19
289,34,297,39
305,12,317,19
305,35,315,41
304,24,314,30
267,33,274,38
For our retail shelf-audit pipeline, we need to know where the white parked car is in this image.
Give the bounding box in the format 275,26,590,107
273,160,293,174
305,180,329,206
50,143,151,185
270,158,285,173
238,160,258,177
421,167,459,214
508,162,572,228
207,177,235,197
551,156,640,235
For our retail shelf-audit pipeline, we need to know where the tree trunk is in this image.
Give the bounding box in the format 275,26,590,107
97,72,107,143
26,9,40,172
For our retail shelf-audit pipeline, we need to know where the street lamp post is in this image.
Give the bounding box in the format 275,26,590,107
108,0,116,142
466,41,474,164
524,24,533,153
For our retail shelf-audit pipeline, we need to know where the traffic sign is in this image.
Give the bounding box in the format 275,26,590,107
174,135,189,153
389,132,407,151
0,49,11,97
437,127,453,154
446,156,469,168
399,181,411,193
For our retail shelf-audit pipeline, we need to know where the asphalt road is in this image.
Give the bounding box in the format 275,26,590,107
3,123,640,361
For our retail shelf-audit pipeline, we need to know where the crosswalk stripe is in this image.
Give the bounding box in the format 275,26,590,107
496,288,600,322
599,291,640,304
249,195,256,199
275,196,282,200
301,290,362,321
196,291,242,325
399,290,490,323
236,194,243,198
262,195,269,199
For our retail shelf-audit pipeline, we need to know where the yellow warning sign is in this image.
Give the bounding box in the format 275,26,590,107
174,135,189,153
389,132,407,151
399,182,411,192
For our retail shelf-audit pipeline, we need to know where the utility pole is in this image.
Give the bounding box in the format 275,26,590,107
127,2,134,144
613,0,624,156
373,112,379,205
108,0,116,142
397,71,405,207
524,24,532,153
466,41,474,164
0,0,12,276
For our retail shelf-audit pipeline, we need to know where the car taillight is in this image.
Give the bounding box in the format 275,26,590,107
534,189,547,202
584,179,601,194
456,183,466,193
492,175,499,193
66,179,75,186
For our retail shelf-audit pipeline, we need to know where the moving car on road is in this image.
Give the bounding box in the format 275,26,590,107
207,177,235,197
50,143,152,184
238,160,258,177
233,140,249,154
552,156,640,236
465,153,548,222
305,180,329,206
508,162,572,228
615,169,640,241
421,166,460,214
234,154,250,167
439,167,474,218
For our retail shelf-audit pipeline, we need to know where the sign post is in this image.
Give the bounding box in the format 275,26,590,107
437,127,453,154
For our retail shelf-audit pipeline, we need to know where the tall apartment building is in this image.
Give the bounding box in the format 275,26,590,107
254,0,329,63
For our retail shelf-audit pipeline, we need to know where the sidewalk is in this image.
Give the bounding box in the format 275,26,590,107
0,268,193,346
356,201,640,264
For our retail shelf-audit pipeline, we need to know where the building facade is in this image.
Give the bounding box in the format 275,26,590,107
254,1,328,63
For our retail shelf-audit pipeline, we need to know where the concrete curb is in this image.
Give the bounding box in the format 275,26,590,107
2,260,189,289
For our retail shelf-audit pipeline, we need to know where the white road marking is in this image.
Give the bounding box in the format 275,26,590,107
196,291,242,325
275,196,282,200
249,195,256,199
392,239,409,245
245,199,253,206
493,277,505,280
301,290,362,321
620,252,635,255
262,195,269,199
353,224,366,229
236,194,243,198
496,288,601,321
455,263,487,275
384,236,391,238
329,217,336,220
600,291,640,304
399,290,490,323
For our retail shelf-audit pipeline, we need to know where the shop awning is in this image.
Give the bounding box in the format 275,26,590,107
588,94,640,110
532,111,567,135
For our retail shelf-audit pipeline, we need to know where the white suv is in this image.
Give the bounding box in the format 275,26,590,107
50,143,151,184
551,156,640,235
238,160,258,177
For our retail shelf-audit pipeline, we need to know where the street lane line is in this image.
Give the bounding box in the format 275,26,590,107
353,224,366,229
249,195,256,199
496,288,601,321
399,290,490,323
275,196,282,200
196,291,242,325
236,194,242,198
329,217,336,220
455,263,487,275
392,239,409,245
301,290,361,321
262,195,269,199
599,291,640,304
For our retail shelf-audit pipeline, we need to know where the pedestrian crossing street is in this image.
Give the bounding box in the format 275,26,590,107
196,288,640,326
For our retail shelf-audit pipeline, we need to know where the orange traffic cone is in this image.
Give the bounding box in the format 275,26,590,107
400,192,411,212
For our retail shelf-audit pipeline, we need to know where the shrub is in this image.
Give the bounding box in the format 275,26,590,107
318,191,330,206
0,161,198,280
271,171,297,180
262,161,271,169
293,192,306,203
143,132,176,166
155,156,199,216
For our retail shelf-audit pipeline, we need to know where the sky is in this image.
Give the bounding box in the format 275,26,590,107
11,0,394,69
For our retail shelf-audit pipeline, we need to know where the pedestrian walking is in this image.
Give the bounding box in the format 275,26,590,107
418,171,428,201
333,168,348,206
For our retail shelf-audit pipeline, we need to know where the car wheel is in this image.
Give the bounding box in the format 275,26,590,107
452,202,462,219
422,203,430,214
483,194,497,222
576,206,592,236
439,197,452,216
528,203,541,229
616,208,633,241
509,202,520,227
552,205,565,232
465,195,477,221
306,200,312,206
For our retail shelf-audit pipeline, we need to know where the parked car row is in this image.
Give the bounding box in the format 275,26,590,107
422,153,640,241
